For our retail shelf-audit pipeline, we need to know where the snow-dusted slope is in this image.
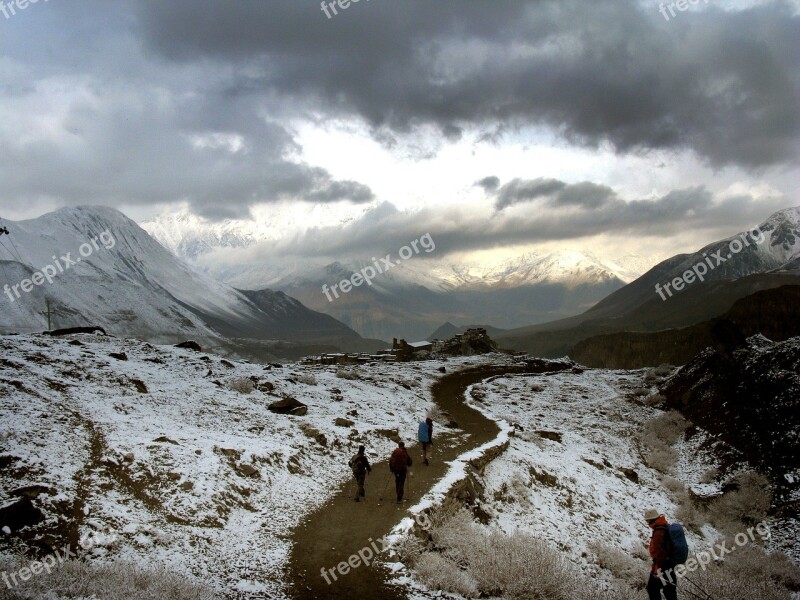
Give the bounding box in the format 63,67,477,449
0,333,495,597
0,207,365,353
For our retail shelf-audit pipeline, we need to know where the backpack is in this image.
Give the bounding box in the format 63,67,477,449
418,421,431,443
349,455,367,476
666,523,689,565
390,448,409,472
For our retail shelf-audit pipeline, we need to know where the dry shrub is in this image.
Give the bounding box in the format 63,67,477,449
686,544,799,600
646,447,678,474
662,476,686,495
335,367,361,380
226,377,254,394
712,471,772,528
639,411,689,474
413,509,595,600
415,552,479,598
0,557,214,599
643,410,689,446
674,496,706,533
644,393,666,407
653,364,674,377
295,373,317,386
588,542,648,587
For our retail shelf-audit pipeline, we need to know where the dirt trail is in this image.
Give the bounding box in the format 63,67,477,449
285,365,525,599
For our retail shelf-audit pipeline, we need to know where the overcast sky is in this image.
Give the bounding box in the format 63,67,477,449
0,0,798,263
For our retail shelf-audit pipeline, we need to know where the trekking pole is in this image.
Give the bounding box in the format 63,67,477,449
379,473,392,502
684,575,714,600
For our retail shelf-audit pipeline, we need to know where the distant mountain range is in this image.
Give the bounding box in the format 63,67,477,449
496,206,800,358
0,207,382,360
141,209,655,340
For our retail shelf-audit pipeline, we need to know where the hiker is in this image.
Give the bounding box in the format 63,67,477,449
389,441,413,503
644,509,678,600
418,417,433,465
349,445,372,502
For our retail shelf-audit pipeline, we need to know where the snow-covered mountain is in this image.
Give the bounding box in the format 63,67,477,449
496,205,800,356
140,204,371,261
139,206,656,339
0,206,374,358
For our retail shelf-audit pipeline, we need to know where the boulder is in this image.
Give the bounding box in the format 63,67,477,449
109,352,128,361
174,341,202,352
47,326,106,337
0,498,44,532
335,418,355,428
10,485,56,500
237,464,260,478
268,397,308,416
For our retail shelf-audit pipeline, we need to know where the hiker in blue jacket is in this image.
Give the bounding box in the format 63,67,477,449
418,417,433,465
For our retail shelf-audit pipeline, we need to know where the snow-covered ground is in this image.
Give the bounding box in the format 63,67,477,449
388,368,731,596
0,333,498,597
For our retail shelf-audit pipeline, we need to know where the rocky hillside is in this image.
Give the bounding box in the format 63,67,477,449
660,335,800,476
570,285,800,368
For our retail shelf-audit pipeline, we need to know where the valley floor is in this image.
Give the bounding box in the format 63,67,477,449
1,333,797,599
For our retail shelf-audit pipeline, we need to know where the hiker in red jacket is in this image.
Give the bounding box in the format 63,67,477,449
389,441,413,503
645,509,678,600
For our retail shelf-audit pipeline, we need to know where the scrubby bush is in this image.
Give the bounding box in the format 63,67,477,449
643,410,689,446
643,393,666,407
589,542,648,587
411,509,606,600
646,447,678,474
335,367,362,380
226,377,254,394
295,373,317,386
700,468,720,484
662,476,686,494
0,557,213,599
638,410,689,474
712,471,772,527
653,364,674,377
686,544,800,600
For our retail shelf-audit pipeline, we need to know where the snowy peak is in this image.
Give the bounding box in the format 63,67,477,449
0,206,367,355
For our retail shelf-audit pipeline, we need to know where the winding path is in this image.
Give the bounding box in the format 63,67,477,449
285,364,526,599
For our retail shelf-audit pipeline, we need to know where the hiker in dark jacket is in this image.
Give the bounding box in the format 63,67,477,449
349,445,372,502
645,509,678,600
418,417,433,465
389,441,413,503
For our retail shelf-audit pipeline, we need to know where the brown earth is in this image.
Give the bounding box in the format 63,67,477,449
285,364,527,599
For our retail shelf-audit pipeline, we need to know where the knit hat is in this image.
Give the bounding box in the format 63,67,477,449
644,509,661,521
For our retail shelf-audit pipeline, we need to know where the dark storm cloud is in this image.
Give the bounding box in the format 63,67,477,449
0,71,373,220
135,0,800,169
475,176,501,193
493,178,616,211
263,185,789,259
